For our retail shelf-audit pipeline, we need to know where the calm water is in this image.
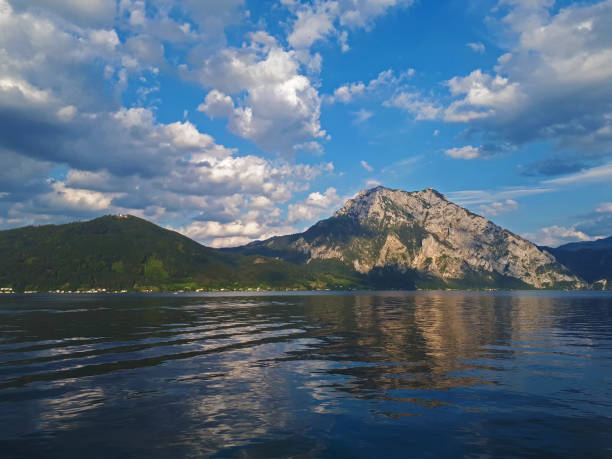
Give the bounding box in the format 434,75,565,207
0,292,611,458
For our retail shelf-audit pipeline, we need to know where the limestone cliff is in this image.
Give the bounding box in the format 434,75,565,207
249,186,583,289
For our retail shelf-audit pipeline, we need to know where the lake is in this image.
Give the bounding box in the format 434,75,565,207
1,291,611,458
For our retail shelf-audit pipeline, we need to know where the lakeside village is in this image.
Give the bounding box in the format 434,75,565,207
0,286,348,294
0,286,514,295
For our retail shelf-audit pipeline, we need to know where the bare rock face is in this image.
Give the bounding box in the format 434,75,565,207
277,186,582,288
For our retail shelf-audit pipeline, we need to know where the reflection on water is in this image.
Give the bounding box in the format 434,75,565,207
0,292,611,458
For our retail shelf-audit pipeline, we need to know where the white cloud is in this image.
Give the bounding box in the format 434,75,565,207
179,217,297,248
125,35,165,67
328,68,414,104
11,0,117,26
445,145,482,160
523,225,597,247
89,29,120,49
197,89,235,118
0,0,159,113
384,91,442,120
339,0,413,29
543,162,612,185
444,70,524,122
56,105,77,121
466,42,485,53
293,140,324,155
288,1,339,49
0,0,343,245
185,36,326,154
338,30,349,51
360,160,374,171
596,202,612,213
330,82,366,103
40,181,120,212
0,91,334,241
287,187,342,223
283,0,413,52
448,186,554,206
478,199,519,216
443,0,612,159
353,109,373,123
365,179,381,188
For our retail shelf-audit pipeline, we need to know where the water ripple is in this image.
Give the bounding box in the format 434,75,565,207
0,291,611,458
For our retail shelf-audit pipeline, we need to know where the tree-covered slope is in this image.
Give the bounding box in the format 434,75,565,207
0,215,364,292
0,215,232,291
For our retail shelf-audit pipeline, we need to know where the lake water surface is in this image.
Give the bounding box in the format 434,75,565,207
1,291,611,458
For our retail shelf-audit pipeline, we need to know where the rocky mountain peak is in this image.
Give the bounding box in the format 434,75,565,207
334,186,449,223
263,185,584,289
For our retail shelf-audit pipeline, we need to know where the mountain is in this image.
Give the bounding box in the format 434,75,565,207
0,215,364,292
546,236,612,252
541,236,612,289
0,187,595,292
235,187,583,289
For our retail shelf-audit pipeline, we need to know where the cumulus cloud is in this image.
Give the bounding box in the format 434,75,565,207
328,68,414,104
287,1,339,49
329,68,439,123
478,199,519,216
353,109,373,123
522,225,597,247
384,91,442,120
339,0,413,29
186,33,326,154
11,0,117,26
284,0,413,51
466,42,485,53
360,160,374,171
331,82,366,103
443,0,612,169
445,145,482,160
197,90,235,119
0,1,336,246
38,181,120,213
596,202,612,213
444,70,524,122
3,104,335,243
287,187,343,223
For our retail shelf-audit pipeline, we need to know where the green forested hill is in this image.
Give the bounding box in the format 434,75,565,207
1,210,609,293
0,215,364,292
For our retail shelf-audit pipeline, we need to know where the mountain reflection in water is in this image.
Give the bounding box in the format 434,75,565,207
0,291,611,458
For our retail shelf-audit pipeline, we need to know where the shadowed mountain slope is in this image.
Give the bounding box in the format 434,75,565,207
541,236,612,288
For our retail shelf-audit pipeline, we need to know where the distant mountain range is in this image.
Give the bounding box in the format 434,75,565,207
0,186,608,292
540,236,612,289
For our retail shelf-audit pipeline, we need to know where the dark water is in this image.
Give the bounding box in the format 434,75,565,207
0,292,611,458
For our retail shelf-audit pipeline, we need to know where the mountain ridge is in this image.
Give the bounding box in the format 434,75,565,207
0,214,363,292
238,186,583,289
541,236,612,287
1,186,607,292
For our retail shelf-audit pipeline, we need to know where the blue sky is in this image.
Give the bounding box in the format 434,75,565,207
0,0,610,247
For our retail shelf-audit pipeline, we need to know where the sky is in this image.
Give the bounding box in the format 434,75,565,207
0,0,611,248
